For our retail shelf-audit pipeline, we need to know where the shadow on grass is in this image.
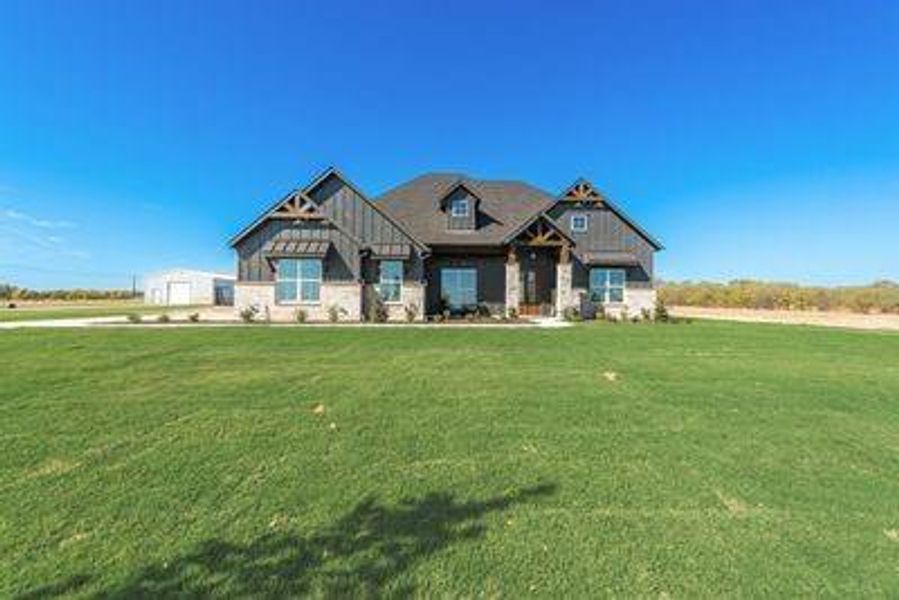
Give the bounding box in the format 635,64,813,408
18,483,556,599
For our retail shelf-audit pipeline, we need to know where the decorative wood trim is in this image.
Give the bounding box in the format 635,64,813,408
270,192,324,220
562,179,605,205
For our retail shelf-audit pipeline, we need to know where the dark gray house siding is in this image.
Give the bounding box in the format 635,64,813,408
444,188,478,231
548,203,655,283
424,248,506,314
235,172,423,284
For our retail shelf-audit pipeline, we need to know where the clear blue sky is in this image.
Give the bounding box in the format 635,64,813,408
1,0,897,289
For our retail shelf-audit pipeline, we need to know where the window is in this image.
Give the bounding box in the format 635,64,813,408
571,214,588,233
450,198,470,218
276,258,322,303
441,268,477,310
589,268,626,303
377,260,403,303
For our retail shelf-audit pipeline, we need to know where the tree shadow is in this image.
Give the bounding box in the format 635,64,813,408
19,483,556,599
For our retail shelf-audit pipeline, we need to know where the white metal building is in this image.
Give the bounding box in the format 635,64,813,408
143,269,235,306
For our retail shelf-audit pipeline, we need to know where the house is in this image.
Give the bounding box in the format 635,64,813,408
230,167,662,321
144,268,235,306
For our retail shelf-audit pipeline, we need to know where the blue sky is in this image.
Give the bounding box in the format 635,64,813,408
1,0,897,289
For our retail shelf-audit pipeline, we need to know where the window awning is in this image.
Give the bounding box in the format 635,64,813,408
580,251,641,266
263,239,331,258
368,243,411,259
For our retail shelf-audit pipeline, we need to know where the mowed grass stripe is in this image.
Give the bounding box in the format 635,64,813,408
1,322,898,597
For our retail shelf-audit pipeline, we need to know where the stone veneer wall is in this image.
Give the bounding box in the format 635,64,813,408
555,262,574,315
381,283,426,322
234,282,362,322
504,261,519,315
571,286,658,319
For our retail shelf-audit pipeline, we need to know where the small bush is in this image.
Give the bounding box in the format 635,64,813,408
507,307,518,320
328,304,347,323
562,306,582,322
295,308,307,323
239,306,258,323
363,286,388,323
654,301,670,322
157,314,171,324
640,308,653,322
6,302,16,309
404,303,419,323
126,313,142,324
187,312,200,323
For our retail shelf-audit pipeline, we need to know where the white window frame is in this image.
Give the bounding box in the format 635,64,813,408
571,214,588,233
276,258,322,305
450,198,470,218
376,260,403,304
589,268,626,304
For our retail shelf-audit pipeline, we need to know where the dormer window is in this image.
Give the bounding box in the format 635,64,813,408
450,198,470,218
571,214,588,233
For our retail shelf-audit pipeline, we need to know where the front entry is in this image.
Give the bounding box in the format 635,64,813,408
518,249,556,316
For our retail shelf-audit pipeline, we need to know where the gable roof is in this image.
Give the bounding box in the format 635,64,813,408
229,166,426,251
376,174,556,246
558,178,664,250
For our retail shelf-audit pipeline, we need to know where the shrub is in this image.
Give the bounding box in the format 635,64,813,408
126,313,142,324
562,306,582,322
365,287,388,323
404,303,419,323
157,314,171,324
328,304,347,323
640,308,653,322
507,307,518,320
654,301,670,322
6,302,16,309
187,312,200,323
295,308,307,323
239,306,258,323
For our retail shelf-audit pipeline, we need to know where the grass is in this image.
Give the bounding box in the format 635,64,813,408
0,303,192,322
2,321,899,597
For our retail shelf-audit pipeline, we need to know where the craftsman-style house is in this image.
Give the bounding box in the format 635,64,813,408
230,167,662,321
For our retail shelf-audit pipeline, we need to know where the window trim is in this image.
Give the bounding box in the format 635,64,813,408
570,214,588,233
450,198,470,218
276,258,322,305
376,260,403,304
589,267,626,304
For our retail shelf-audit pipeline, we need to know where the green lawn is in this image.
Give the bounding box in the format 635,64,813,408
2,322,898,597
0,303,181,322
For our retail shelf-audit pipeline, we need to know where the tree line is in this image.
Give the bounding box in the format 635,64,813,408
0,283,139,302
658,280,899,314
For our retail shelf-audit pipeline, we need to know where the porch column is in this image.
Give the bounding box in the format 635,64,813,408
505,247,520,315
555,243,573,316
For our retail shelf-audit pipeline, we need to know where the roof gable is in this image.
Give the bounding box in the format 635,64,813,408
557,178,664,250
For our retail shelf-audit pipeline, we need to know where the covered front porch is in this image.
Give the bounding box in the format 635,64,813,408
504,215,575,317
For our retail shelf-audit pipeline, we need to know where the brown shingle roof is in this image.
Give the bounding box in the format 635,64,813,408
375,174,556,246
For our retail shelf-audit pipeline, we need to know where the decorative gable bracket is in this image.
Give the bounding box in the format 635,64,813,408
270,191,324,221
561,178,606,206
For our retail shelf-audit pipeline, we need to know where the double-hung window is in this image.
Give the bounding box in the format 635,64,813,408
571,214,588,233
450,198,470,218
276,258,322,303
377,260,403,303
589,268,626,303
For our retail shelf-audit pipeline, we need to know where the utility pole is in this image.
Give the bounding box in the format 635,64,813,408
132,275,137,299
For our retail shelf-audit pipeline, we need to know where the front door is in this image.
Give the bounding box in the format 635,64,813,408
518,251,555,316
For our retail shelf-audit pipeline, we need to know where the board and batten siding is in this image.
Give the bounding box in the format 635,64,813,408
548,203,654,287
235,173,423,283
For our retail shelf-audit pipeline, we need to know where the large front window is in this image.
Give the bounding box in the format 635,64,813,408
589,268,625,303
441,268,477,310
377,260,403,303
276,258,322,303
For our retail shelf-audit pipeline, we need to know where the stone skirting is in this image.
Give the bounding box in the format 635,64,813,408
572,286,658,319
380,282,426,322
234,282,362,322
